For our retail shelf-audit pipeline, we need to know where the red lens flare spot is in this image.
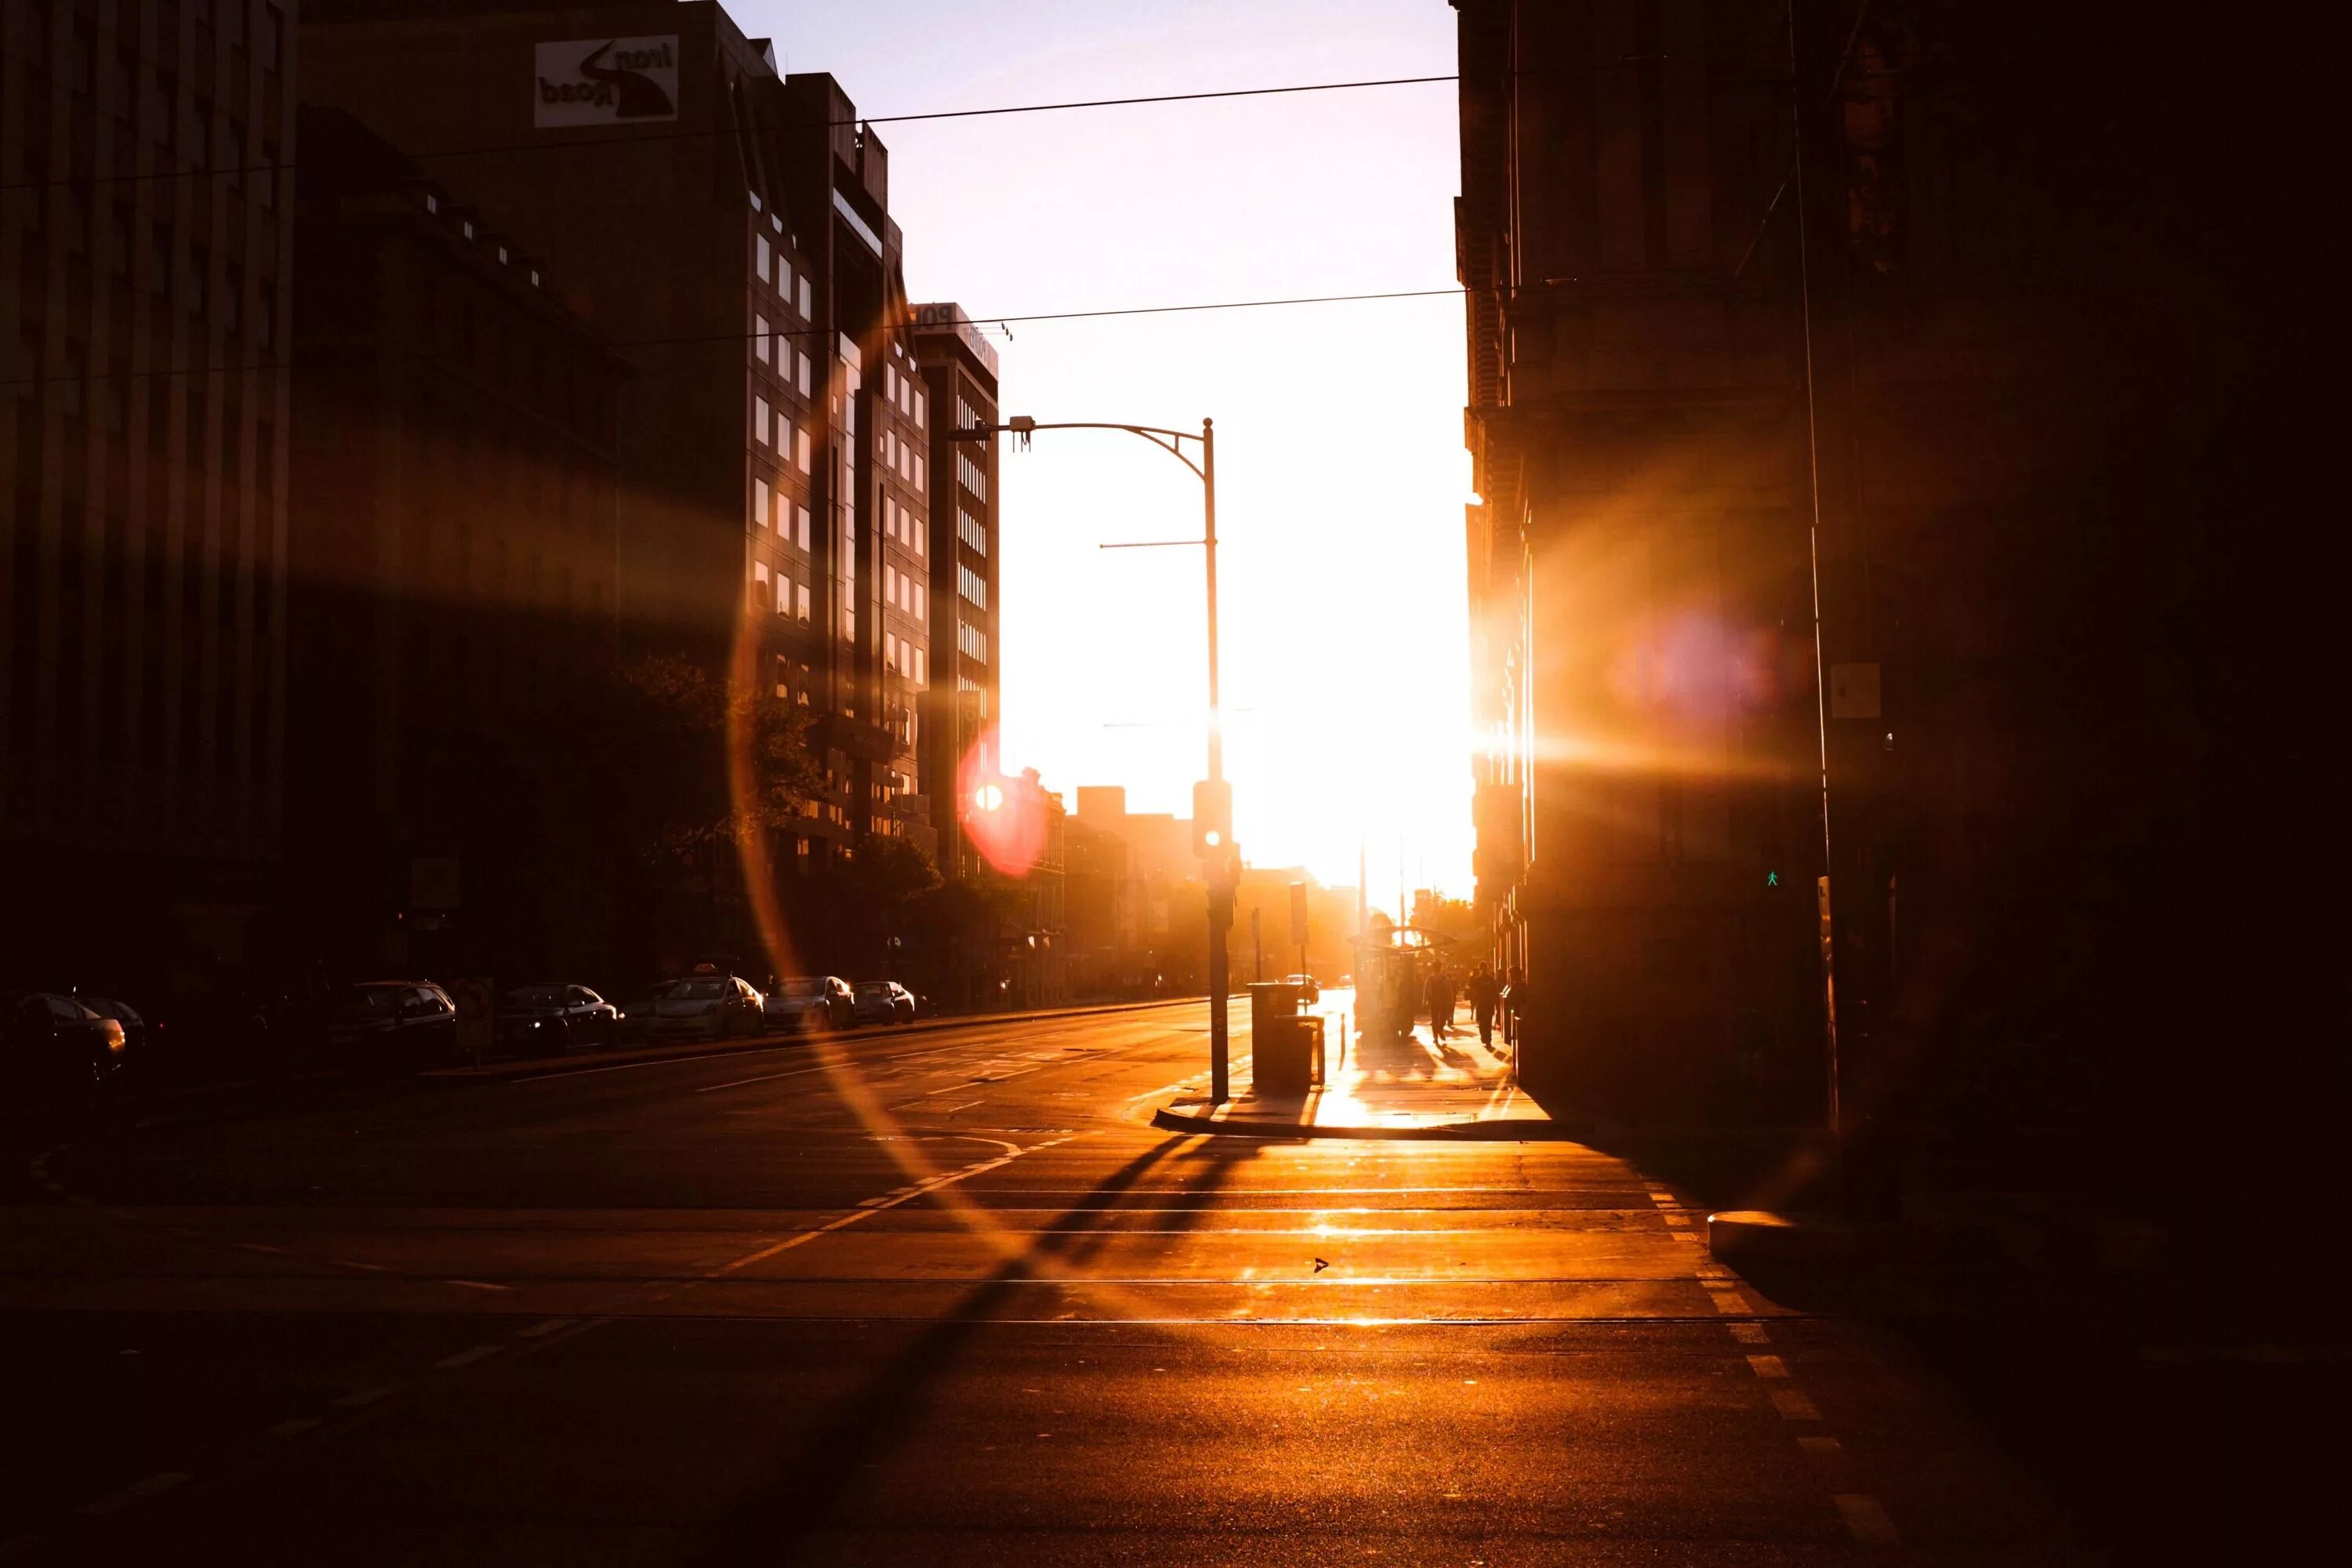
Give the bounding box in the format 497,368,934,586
959,728,1046,877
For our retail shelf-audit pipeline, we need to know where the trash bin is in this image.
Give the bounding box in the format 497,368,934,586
1248,982,1321,1094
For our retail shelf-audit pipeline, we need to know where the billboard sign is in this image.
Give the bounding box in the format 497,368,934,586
535,37,679,128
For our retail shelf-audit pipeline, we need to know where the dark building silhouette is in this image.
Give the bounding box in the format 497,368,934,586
912,303,1000,885
299,1,943,972
283,106,624,978
2,0,296,980
1452,1,2343,1172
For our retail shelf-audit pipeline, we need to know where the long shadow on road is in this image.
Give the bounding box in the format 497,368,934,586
695,1131,1267,1563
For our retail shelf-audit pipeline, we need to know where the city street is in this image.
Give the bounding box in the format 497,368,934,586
0,1000,2079,1564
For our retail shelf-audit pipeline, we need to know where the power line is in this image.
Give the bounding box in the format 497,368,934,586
2,283,1474,390
0,72,1458,195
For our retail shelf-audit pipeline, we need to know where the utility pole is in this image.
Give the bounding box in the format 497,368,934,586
1203,419,1231,1102
951,413,1231,1098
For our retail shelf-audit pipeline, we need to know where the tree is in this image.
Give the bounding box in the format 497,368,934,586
608,653,822,868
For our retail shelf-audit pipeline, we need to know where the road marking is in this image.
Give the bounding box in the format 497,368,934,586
445,1278,513,1292
330,1258,392,1272
1798,1434,1842,1457
232,1241,285,1254
1747,1354,1791,1380
1730,1322,1771,1344
78,1472,190,1515
1769,1388,1821,1421
266,1417,321,1438
1834,1493,1900,1544
436,1345,502,1370
706,1137,1075,1279
332,1387,391,1410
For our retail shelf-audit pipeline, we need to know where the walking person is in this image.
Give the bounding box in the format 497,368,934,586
1470,964,1498,1048
1425,964,1452,1044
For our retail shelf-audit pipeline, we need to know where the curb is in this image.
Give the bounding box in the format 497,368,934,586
1149,1106,1577,1142
424,996,1214,1084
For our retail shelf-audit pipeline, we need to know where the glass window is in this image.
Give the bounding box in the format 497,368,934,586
797,583,811,620
753,314,769,364
798,276,811,316
796,505,811,549
753,396,770,447
797,351,811,397
796,430,811,473
753,477,770,528
756,234,771,282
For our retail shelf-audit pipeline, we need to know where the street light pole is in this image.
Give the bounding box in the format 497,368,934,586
1200,418,1231,1102
952,415,1232,1100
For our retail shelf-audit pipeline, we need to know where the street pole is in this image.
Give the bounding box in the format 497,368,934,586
1203,418,1231,1102
952,412,1229,1100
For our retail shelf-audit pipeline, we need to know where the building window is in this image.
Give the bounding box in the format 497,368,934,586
959,564,988,612
960,507,987,556
753,314,769,364
753,476,770,528
798,276,811,317
914,455,926,494
753,396,770,447
797,583,811,620
913,647,926,684
756,234,771,282
957,452,986,503
796,350,811,397
796,428,811,473
914,389,926,429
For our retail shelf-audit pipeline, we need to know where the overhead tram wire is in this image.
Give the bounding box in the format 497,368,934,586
0,73,1459,194
0,284,1475,390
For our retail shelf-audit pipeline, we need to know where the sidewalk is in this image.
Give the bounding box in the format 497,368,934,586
1154,999,1556,1138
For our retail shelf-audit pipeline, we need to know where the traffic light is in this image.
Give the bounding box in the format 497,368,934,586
1192,778,1232,858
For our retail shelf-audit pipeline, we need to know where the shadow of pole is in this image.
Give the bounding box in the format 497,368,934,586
694,1132,1266,1563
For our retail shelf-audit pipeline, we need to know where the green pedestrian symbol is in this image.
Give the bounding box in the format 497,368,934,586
1765,871,1779,887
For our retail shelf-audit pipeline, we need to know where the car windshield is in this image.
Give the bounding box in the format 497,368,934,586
506,986,569,1007
666,979,727,1000
777,980,828,999
854,983,892,999
340,985,411,1017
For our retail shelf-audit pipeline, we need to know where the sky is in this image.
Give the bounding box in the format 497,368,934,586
734,0,1472,904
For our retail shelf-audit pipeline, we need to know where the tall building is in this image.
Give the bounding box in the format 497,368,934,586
300,1,935,906
283,105,624,977
911,303,999,884
2,0,297,976
1449,0,2325,1140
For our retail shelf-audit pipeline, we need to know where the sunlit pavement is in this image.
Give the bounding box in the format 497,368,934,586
1160,988,1549,1134
0,1000,2082,1564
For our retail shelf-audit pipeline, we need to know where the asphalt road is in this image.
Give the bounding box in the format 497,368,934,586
0,1000,2087,1564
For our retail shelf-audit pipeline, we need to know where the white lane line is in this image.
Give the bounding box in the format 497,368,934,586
266,1417,321,1439
517,1317,575,1338
1833,1494,1900,1544
436,1345,502,1370
1798,1434,1842,1457
705,1137,1075,1279
332,1387,391,1410
445,1278,513,1293
1746,1354,1791,1380
330,1259,392,1272
695,1040,985,1094
1769,1388,1821,1421
77,1472,190,1515
1730,1322,1772,1345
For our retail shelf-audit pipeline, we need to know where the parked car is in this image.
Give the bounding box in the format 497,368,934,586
324,982,459,1068
497,984,622,1056
1281,974,1321,1004
849,981,917,1026
74,993,151,1067
3,993,126,1098
647,971,764,1040
761,976,851,1033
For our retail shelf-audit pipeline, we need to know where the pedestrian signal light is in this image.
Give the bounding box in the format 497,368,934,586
1192,778,1232,859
